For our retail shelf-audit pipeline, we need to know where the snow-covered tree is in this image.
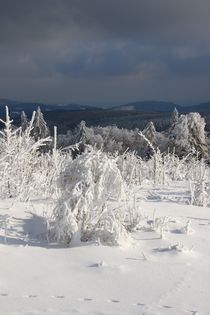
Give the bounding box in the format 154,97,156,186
33,107,49,140
143,121,156,143
171,107,179,126
20,111,28,131
187,113,209,158
142,121,157,158
169,112,209,158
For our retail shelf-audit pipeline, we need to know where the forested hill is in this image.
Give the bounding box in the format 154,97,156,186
2,99,210,133
2,99,210,116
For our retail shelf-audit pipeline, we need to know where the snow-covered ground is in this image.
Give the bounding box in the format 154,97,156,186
1,185,210,315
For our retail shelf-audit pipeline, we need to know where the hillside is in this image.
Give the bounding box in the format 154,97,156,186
2,99,210,118
0,99,100,116
112,101,179,112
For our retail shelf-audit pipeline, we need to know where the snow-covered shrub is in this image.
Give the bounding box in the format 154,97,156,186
179,220,192,234
184,155,210,207
139,131,165,185
125,195,143,232
0,107,63,200
155,149,210,185
34,126,73,198
52,147,129,245
33,149,70,199
163,150,193,182
190,180,209,207
143,215,169,238
117,151,144,186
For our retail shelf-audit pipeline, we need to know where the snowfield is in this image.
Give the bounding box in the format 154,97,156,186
1,185,210,315
0,106,210,314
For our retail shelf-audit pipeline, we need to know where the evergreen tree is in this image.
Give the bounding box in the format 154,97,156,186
143,121,156,143
142,121,157,158
33,107,49,140
76,120,87,145
171,107,179,126
20,111,28,131
169,112,209,158
187,112,209,158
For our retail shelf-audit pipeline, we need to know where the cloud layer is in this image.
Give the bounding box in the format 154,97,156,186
0,0,210,104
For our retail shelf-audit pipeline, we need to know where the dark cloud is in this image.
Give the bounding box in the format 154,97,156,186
68,0,210,45
168,54,210,77
0,0,210,103
41,43,160,78
1,0,210,44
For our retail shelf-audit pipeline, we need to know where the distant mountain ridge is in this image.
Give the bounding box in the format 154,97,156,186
181,102,210,113
112,100,210,113
112,101,179,112
1,98,210,117
0,99,100,117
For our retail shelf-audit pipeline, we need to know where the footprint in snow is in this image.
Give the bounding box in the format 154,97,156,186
51,295,65,299
108,299,120,303
161,305,173,309
0,293,8,297
133,302,145,306
78,297,93,302
23,295,37,298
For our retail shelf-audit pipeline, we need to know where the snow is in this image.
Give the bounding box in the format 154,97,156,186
1,184,210,315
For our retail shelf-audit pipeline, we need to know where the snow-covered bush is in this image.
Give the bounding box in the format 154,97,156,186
139,131,165,185
117,151,144,186
52,147,129,245
0,107,63,200
190,180,209,207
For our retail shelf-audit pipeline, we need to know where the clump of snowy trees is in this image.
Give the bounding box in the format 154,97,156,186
58,108,209,159
0,106,210,246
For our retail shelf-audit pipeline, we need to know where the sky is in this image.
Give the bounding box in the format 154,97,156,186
0,0,210,106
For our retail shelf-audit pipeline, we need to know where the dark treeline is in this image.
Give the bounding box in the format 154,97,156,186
41,109,172,133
